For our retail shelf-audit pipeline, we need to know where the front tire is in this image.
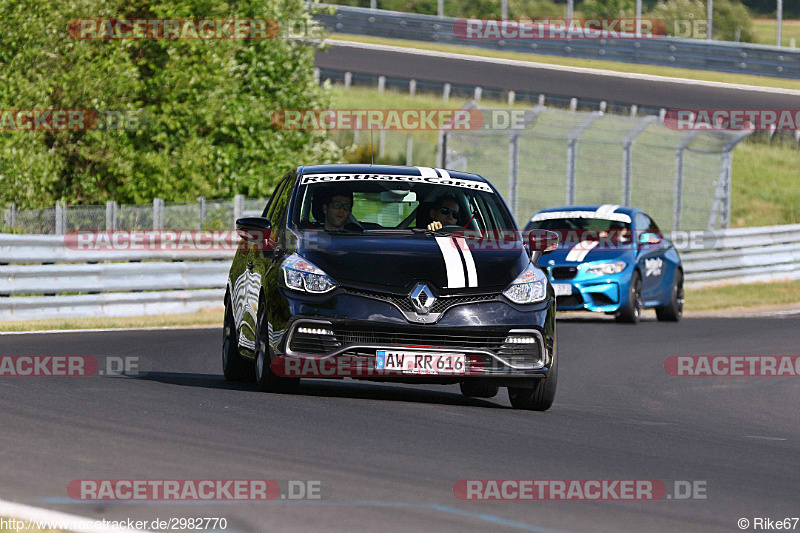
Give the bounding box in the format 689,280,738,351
508,348,558,411
222,299,251,381
656,270,683,322
615,270,642,324
254,299,300,393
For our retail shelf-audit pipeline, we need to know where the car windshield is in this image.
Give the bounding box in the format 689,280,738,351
526,217,633,244
292,174,515,233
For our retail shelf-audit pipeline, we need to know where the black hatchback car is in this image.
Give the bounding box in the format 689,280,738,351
223,164,559,410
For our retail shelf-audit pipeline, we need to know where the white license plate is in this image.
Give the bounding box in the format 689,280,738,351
376,351,467,375
553,283,573,296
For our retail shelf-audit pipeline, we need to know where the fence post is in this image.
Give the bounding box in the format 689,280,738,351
409,79,416,97
198,196,206,228
437,131,448,168
443,83,451,101
234,194,245,224
406,134,413,166
313,68,320,84
570,98,578,111
378,75,385,93
721,151,732,229
474,87,482,102
507,90,515,106
5,204,15,231
55,201,66,235
538,94,545,106
565,112,602,205
106,201,117,231
508,134,519,219
153,198,164,230
379,128,386,157
344,71,352,89
630,105,638,117
622,116,656,207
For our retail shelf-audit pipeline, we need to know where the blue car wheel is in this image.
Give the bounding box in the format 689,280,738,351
615,271,642,324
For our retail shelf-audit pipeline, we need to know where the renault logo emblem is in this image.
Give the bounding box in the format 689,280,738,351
409,283,436,315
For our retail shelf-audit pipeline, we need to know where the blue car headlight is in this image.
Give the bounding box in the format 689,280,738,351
503,263,548,304
281,253,337,294
584,261,627,276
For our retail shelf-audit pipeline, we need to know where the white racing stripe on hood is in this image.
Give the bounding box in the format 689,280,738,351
595,204,620,217
565,240,599,262
416,166,438,178
436,236,466,288
435,168,451,179
453,236,478,287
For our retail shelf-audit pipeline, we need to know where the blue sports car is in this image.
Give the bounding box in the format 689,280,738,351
525,205,683,323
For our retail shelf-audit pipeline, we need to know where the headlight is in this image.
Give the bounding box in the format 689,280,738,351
281,253,337,294
584,261,626,276
503,263,548,304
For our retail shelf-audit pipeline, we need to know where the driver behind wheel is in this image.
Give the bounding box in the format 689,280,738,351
427,195,461,231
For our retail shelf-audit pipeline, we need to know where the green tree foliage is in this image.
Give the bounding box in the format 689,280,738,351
0,0,340,209
649,0,755,41
580,0,636,18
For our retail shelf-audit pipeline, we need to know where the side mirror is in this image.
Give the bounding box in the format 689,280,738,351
527,230,559,264
638,231,662,245
236,217,275,251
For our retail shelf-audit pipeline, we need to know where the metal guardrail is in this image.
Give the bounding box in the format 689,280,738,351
1,224,798,320
316,5,800,79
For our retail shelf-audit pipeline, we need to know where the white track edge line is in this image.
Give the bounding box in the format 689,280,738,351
0,325,220,336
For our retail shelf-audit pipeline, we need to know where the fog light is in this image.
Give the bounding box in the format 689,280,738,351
504,336,537,344
297,327,334,336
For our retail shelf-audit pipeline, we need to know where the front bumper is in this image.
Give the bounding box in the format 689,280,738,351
270,288,555,382
551,276,625,313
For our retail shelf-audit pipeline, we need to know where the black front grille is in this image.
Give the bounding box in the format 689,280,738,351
289,331,342,355
557,293,584,307
552,267,578,280
344,288,497,314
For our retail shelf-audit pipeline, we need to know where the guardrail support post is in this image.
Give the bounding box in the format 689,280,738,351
234,195,244,224
106,201,117,231
508,134,519,219
344,71,352,89
378,76,385,93
570,98,578,111
406,134,413,166
538,94,545,106
313,68,320,84
443,83,451,101
55,201,66,235
507,90,515,105
630,105,638,117
153,198,164,230
409,79,416,97
474,86,482,102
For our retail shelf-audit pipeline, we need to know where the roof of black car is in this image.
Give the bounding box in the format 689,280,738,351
298,164,487,183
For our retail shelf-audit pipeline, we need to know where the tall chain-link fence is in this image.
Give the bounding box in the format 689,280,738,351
441,104,752,231
1,196,268,234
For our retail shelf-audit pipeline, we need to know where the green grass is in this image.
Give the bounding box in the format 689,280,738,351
332,86,800,227
731,140,800,227
329,34,800,90
0,308,223,332
752,18,800,47
685,279,800,310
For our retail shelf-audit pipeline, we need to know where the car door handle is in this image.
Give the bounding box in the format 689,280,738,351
247,262,254,271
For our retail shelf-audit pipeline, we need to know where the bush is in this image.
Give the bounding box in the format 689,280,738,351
581,0,636,18
649,0,754,41
0,0,341,209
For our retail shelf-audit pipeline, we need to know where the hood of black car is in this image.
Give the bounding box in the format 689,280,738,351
297,232,529,292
